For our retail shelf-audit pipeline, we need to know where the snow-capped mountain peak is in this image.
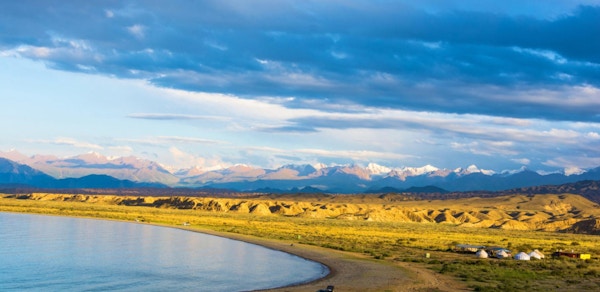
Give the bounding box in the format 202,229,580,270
401,164,439,176
418,164,439,174
564,167,585,176
366,163,392,175
72,152,109,164
454,164,495,176
466,164,480,172
312,163,327,170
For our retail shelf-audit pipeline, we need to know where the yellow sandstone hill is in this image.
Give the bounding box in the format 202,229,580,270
8,192,600,234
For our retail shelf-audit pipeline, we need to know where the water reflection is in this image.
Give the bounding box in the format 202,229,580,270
0,212,327,291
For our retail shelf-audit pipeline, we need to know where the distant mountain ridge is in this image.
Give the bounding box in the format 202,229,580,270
1,151,600,193
0,158,165,189
0,151,178,185
0,157,56,187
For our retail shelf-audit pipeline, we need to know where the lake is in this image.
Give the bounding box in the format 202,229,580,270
0,212,328,291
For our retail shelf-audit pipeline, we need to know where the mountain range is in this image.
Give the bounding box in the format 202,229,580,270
1,150,600,193
0,157,165,189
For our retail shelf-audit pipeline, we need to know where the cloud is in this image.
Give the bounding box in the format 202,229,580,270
127,24,146,39
285,108,600,146
230,144,415,167
543,156,600,169
1,1,599,123
157,136,225,144
258,125,318,133
450,141,518,156
33,137,104,150
119,136,225,146
587,132,600,139
294,148,414,162
168,147,229,170
108,145,133,152
127,113,230,121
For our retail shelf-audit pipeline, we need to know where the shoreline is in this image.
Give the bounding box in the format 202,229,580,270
172,223,467,291
170,224,410,291
0,210,412,291
148,223,465,292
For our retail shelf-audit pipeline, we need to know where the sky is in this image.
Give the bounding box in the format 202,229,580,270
1,0,599,173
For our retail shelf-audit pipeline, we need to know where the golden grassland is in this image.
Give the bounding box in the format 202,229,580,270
2,192,600,291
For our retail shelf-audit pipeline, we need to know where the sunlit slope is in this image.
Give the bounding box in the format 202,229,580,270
8,192,600,233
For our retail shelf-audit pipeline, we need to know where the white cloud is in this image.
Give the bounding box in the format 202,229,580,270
133,83,600,170
587,132,600,139
4,45,53,58
128,113,230,121
487,84,600,109
108,145,133,152
330,51,348,59
512,47,567,64
118,136,225,146
155,86,319,126
158,136,225,144
29,46,52,58
168,147,229,171
42,137,104,150
450,141,518,156
296,148,413,161
127,24,146,39
204,40,228,51
543,156,600,170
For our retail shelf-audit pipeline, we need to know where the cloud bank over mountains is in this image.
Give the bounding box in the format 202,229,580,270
0,1,599,173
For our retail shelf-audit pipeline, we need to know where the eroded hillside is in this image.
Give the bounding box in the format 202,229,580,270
6,192,600,234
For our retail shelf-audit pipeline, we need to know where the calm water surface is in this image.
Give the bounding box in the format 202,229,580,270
0,212,328,291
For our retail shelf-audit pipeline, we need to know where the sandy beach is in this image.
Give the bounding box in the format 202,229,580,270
177,226,468,292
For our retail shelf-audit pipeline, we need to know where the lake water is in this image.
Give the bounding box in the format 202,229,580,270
0,212,328,291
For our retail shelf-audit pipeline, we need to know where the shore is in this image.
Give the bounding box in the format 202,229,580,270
174,225,467,292
0,196,467,291
185,227,404,291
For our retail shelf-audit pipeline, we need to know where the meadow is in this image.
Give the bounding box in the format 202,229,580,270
2,193,600,291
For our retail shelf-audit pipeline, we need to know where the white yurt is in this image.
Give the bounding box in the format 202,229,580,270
528,249,545,260
496,250,509,259
514,252,531,261
476,249,488,258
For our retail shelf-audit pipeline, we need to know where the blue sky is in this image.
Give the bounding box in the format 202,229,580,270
1,0,599,172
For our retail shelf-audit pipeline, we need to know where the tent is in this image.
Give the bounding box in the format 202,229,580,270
528,250,545,260
514,252,531,261
496,250,509,259
487,247,511,258
476,249,488,258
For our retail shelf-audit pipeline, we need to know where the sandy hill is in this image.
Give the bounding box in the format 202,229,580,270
7,192,600,234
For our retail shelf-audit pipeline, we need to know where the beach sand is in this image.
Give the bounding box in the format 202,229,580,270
177,226,468,292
